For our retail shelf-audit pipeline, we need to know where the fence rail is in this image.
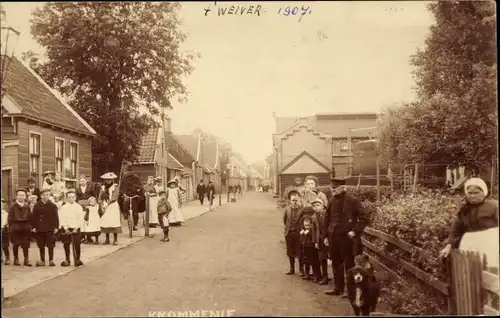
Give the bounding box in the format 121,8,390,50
362,226,500,315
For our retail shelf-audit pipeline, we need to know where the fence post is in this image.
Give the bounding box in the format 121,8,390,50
356,174,362,190
491,156,496,192
145,193,150,237
389,163,394,192
413,163,419,192
376,156,380,204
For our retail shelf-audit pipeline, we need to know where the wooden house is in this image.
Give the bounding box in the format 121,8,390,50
2,57,96,203
272,113,378,196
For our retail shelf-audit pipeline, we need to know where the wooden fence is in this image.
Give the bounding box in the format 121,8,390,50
362,226,499,315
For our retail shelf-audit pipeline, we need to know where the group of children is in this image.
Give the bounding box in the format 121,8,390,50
284,189,330,284
1,187,106,267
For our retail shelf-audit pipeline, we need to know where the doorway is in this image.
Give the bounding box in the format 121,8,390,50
2,169,13,204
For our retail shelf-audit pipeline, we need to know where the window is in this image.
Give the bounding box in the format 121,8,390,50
55,138,64,174
70,142,78,179
29,133,41,184
340,142,349,152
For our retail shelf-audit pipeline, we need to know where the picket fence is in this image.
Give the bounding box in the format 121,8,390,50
362,227,499,316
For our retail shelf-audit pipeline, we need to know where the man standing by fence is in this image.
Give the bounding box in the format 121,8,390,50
323,177,368,297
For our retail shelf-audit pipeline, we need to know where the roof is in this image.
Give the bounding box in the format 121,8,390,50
165,132,195,166
279,151,331,174
136,127,159,163
275,114,378,139
3,56,96,136
175,134,198,160
167,153,184,171
201,140,218,171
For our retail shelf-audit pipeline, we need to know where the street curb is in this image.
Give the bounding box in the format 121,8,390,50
2,199,234,301
1,235,147,301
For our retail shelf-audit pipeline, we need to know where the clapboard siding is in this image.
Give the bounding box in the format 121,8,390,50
128,164,156,184
1,145,19,198
16,119,93,188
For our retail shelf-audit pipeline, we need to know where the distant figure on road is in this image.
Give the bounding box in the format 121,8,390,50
157,190,172,242
8,189,32,267
32,188,59,267
167,179,184,225
197,180,206,205
98,172,122,245
283,189,304,276
324,177,368,297
206,181,216,208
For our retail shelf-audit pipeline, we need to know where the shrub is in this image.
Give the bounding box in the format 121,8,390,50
317,185,393,202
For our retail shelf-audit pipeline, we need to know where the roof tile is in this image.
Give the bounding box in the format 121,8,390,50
136,127,158,163
3,57,94,135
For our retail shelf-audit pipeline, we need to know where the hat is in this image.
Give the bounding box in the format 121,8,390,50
101,172,118,180
155,177,162,182
287,189,301,199
43,170,55,176
1,198,5,202
39,188,52,195
331,177,347,186
167,179,177,186
66,188,76,195
208,181,213,184
311,197,324,206
464,177,488,197
158,190,166,196
16,188,28,194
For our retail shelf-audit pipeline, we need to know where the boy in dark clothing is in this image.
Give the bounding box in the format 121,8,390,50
300,215,321,282
8,189,33,266
311,197,329,285
32,188,59,266
157,191,172,242
197,181,206,205
283,189,304,275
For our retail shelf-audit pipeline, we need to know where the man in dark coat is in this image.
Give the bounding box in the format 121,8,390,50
26,177,40,201
8,189,32,266
31,188,59,267
206,181,216,207
323,177,368,297
119,167,146,231
197,180,206,205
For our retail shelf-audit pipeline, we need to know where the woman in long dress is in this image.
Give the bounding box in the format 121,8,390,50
98,172,122,245
167,179,184,225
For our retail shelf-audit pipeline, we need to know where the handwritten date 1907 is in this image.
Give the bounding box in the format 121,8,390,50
277,6,312,22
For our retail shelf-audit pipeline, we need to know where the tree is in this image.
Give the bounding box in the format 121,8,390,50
28,2,197,173
379,1,497,171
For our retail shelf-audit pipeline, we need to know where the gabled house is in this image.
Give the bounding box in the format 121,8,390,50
130,121,184,189
2,57,96,203
272,113,378,196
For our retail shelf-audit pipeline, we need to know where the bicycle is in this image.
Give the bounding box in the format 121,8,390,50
123,194,139,238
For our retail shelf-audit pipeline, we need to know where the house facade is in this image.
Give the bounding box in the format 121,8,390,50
272,113,378,196
2,57,96,203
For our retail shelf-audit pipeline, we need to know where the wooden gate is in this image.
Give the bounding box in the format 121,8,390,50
449,250,499,315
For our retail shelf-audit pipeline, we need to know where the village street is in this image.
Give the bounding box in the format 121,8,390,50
2,193,352,317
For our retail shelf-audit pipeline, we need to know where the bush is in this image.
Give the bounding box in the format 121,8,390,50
370,190,462,280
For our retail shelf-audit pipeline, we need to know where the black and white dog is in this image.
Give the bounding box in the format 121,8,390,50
346,259,380,316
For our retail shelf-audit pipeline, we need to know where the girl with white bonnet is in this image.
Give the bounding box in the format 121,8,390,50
440,177,499,268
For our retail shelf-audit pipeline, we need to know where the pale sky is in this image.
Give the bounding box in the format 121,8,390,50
2,1,434,164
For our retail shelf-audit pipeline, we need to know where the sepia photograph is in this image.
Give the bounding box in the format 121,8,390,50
0,1,498,317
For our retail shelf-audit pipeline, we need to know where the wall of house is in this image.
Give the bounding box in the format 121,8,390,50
2,144,19,201
16,119,93,188
279,127,332,173
129,164,155,184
